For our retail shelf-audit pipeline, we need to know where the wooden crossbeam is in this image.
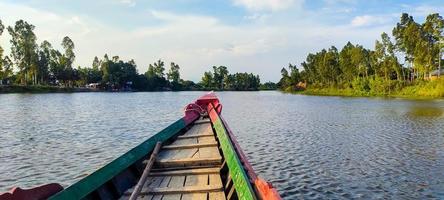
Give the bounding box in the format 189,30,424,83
177,134,214,139
128,142,162,200
149,167,220,176
194,119,211,124
162,142,218,150
156,157,222,166
124,185,223,195
150,165,220,172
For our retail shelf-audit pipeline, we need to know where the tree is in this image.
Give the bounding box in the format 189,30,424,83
61,36,75,86
201,71,213,89
92,56,100,70
101,57,138,89
167,62,181,90
49,49,64,85
144,59,168,90
422,13,444,78
153,59,165,78
37,40,52,84
0,19,5,83
212,66,228,89
167,62,180,83
339,42,358,84
1,56,13,84
393,13,422,80
8,20,38,85
279,67,289,88
62,36,75,68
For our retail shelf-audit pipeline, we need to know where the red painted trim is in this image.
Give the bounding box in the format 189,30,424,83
219,115,281,200
201,92,282,200
0,183,63,200
255,178,282,200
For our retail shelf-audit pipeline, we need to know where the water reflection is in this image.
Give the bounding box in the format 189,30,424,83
1,92,444,199
406,104,444,118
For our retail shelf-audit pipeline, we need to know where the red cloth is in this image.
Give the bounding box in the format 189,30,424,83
0,183,63,200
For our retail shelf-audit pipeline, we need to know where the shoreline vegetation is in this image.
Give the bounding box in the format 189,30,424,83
0,19,278,94
278,12,444,99
286,79,444,99
2,13,444,100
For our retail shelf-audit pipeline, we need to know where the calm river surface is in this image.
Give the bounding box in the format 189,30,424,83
1,91,444,199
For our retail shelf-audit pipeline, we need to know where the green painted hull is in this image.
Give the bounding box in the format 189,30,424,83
50,117,191,200
45,93,281,200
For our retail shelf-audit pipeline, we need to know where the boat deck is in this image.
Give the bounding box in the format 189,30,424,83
121,119,226,200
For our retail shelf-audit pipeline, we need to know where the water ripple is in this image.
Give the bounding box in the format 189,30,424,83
1,92,444,199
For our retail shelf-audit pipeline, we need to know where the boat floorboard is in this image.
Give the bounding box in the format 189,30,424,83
121,119,226,200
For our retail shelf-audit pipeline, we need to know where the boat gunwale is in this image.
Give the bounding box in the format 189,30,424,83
49,113,199,200
207,102,257,200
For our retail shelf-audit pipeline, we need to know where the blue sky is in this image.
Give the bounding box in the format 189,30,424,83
0,0,443,82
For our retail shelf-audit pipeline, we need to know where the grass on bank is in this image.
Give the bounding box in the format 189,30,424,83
284,77,444,99
0,85,95,93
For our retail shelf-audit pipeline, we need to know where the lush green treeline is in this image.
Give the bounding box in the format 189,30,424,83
0,19,272,92
279,13,444,97
199,66,261,91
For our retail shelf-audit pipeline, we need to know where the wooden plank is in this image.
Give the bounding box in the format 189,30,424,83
208,174,225,199
196,124,211,135
149,167,220,176
197,135,216,143
209,192,226,200
123,176,163,196
171,138,197,145
171,148,199,160
181,175,208,200
194,119,210,124
50,118,192,200
177,134,214,139
137,185,222,195
151,165,218,172
198,147,221,159
156,157,222,167
162,142,218,150
151,195,162,200
162,176,185,200
159,176,172,188
184,125,202,136
209,174,222,188
189,123,208,136
182,124,205,137
158,139,198,167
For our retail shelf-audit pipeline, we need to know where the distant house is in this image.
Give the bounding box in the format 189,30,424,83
0,79,11,85
429,69,444,80
86,83,100,89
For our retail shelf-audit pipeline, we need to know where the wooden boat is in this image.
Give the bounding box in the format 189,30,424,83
3,92,281,200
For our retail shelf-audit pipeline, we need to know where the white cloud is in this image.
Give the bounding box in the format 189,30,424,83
0,2,391,82
232,0,301,12
351,15,391,27
119,0,136,7
412,5,444,17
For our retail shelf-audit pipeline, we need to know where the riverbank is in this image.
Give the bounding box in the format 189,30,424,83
0,85,99,93
0,85,275,94
285,79,444,99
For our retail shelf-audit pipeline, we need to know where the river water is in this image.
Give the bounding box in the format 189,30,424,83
1,91,444,199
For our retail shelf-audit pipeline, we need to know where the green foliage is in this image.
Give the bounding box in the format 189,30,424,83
259,81,277,90
7,20,38,85
198,66,261,91
0,19,263,92
167,62,180,83
281,12,444,99
397,79,444,98
279,64,301,89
